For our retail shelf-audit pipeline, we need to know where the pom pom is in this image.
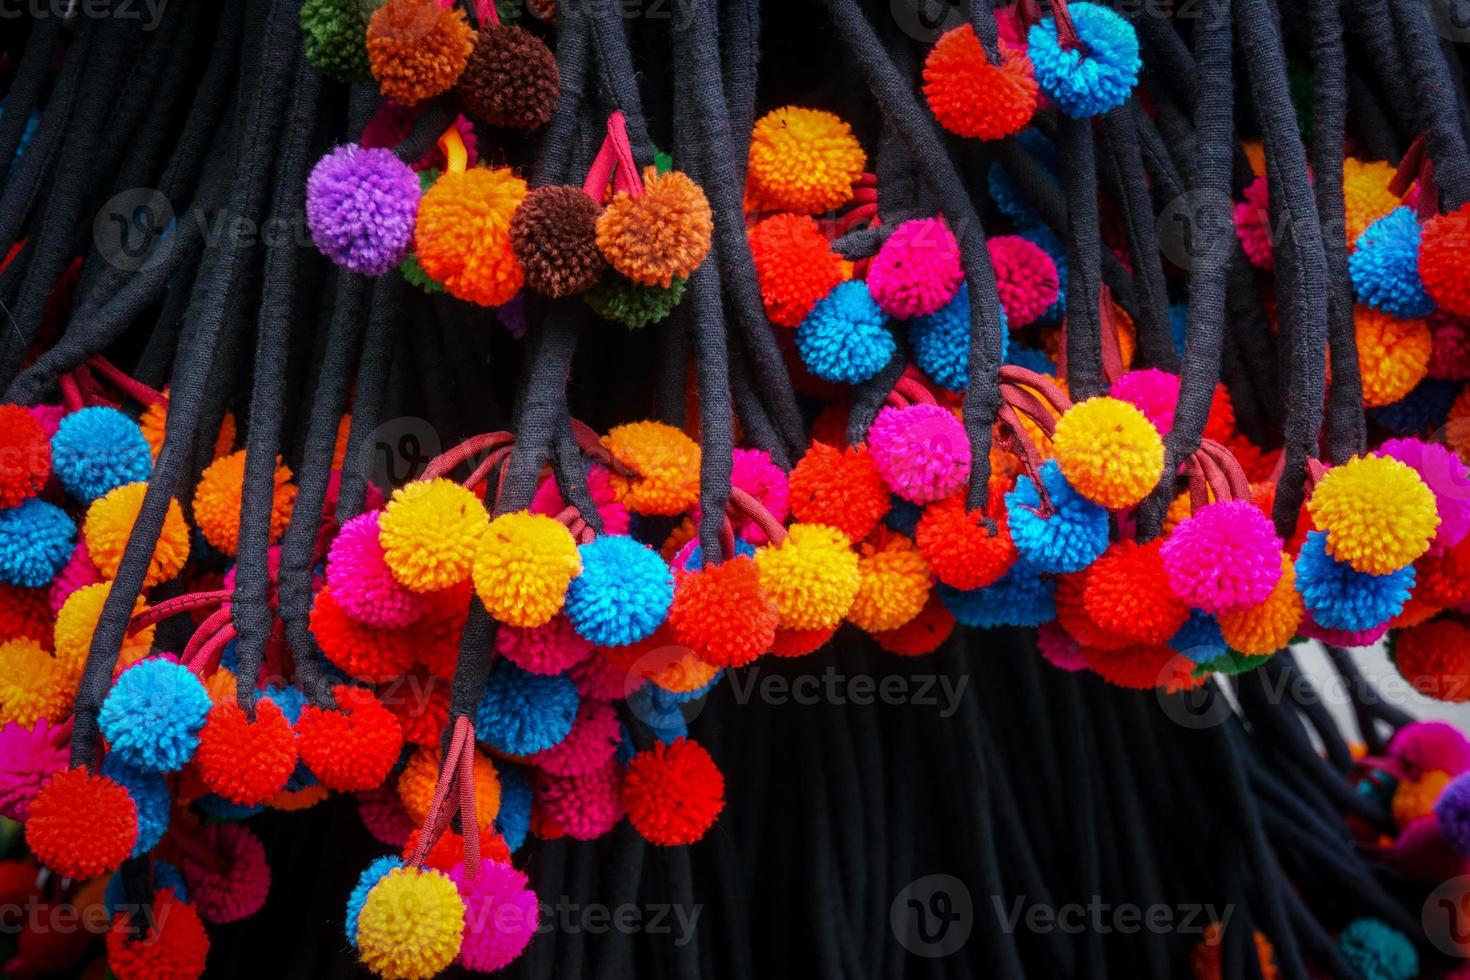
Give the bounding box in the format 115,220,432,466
100,751,170,854
50,406,152,503
472,511,581,628
476,661,580,755
0,718,68,821
0,403,48,507
916,489,1018,590
848,530,931,632
938,560,1055,628
84,481,190,588
1052,396,1163,508
1436,774,1470,857
867,218,963,318
867,403,970,504
27,768,137,878
622,737,725,846
0,638,75,726
1377,437,1470,554
451,860,538,971
1390,720,1470,778
1216,554,1302,655
565,535,673,646
531,463,631,537
910,283,1007,392
1308,455,1439,573
497,615,594,675
1082,540,1189,645
327,511,425,628
729,449,789,543
307,144,421,275
796,280,896,383
1005,459,1110,573
1392,618,1470,702
456,25,558,129
1420,201,1470,317
1109,369,1235,443
1349,207,1435,317
988,234,1060,328
192,450,296,556
534,759,623,839
106,890,209,980
178,822,270,924
347,857,402,945
748,213,847,326
1355,305,1432,407
98,658,210,774
196,699,298,805
1392,769,1451,830
295,685,404,791
311,587,417,681
1337,919,1418,980
397,745,500,830
1036,621,1087,671
1081,642,1194,691
414,166,528,306
596,168,712,288
54,581,153,672
366,0,473,105
585,273,687,328
923,25,1037,140
1343,157,1402,246
787,442,890,541
874,595,955,655
669,555,777,668
3,581,53,643
380,478,488,592
494,766,533,850
1161,500,1283,613
754,523,860,629
1234,174,1275,269
746,107,865,214
0,498,74,588
1028,2,1140,117
300,0,373,81
355,866,465,980
603,421,701,515
510,186,605,297
528,699,620,777
1295,531,1414,632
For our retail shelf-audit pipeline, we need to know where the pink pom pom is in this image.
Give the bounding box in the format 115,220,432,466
1298,610,1388,648
1389,721,1470,779
1036,622,1086,672
529,700,621,777
0,718,70,821
178,823,271,924
326,511,425,628
1430,313,1470,380
496,616,595,676
450,860,538,971
357,786,417,847
530,463,631,536
48,540,101,612
1377,437,1470,554
1109,368,1180,433
534,760,623,840
567,652,629,700
28,404,63,438
1395,814,1470,882
868,402,970,503
730,449,789,544
987,235,1059,328
1234,174,1273,269
1160,500,1282,613
866,218,963,318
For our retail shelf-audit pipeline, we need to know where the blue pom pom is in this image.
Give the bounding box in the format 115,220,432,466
909,284,1009,392
1019,226,1068,324
1005,344,1056,377
98,659,211,774
565,535,673,646
681,538,756,570
615,723,637,766
939,561,1055,628
1337,918,1418,980
494,764,533,852
1369,378,1457,435
1169,303,1189,357
0,498,75,587
105,859,187,915
1170,611,1226,664
346,856,404,945
1294,531,1414,632
475,661,580,755
195,794,266,820
101,754,170,857
1005,459,1110,573
262,684,308,725
627,682,690,743
988,163,1045,229
1349,207,1435,317
796,280,895,383
50,406,152,502
1028,3,1140,117
884,495,924,536
284,758,318,792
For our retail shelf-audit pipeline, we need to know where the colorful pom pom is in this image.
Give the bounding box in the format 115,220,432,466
1160,500,1283,613
988,234,1060,328
414,167,527,306
473,511,581,628
295,685,404,791
1349,206,1435,317
457,25,559,129
603,421,702,516
622,737,725,845
1295,531,1415,632
307,144,421,275
867,218,963,318
26,768,137,879
106,889,209,980
192,450,296,556
1005,459,1111,573
596,167,712,288
745,107,866,214
748,213,847,327
50,406,152,503
0,403,49,507
365,0,473,105
196,699,299,805
1308,455,1439,574
565,534,673,646
922,24,1037,140
379,478,488,592
1028,2,1140,117
796,279,895,383
1420,202,1470,317
98,658,210,774
510,185,605,297
355,865,465,980
1052,396,1163,508
0,498,74,588
669,555,777,668
84,481,190,587
476,661,580,755
787,441,891,541
753,523,860,630
867,403,970,504
915,489,1018,590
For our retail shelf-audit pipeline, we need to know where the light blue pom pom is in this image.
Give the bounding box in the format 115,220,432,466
1294,531,1414,632
909,284,1009,392
346,856,403,945
98,658,211,774
1028,3,1140,117
476,661,580,755
50,406,152,502
938,561,1055,628
565,534,673,646
0,498,75,587
1005,459,1110,573
1349,207,1435,317
1337,918,1418,980
796,280,895,384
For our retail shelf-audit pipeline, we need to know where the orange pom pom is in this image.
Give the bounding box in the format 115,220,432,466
196,699,298,805
746,107,866,214
621,738,724,846
595,168,712,288
915,488,1017,590
603,421,701,515
848,530,931,632
668,556,778,668
397,744,500,830
106,889,209,980
0,404,49,506
1355,305,1431,407
366,0,473,105
192,450,296,556
1082,541,1189,646
748,214,847,326
1082,643,1198,691
310,587,416,682
787,442,890,542
922,25,1037,140
26,769,137,879
415,167,528,306
295,685,404,790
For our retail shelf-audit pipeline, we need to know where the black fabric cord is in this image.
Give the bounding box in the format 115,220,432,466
1060,114,1106,399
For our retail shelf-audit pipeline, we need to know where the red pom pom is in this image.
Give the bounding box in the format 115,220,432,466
873,595,955,656
668,556,778,667
0,404,49,507
26,768,137,879
748,214,847,327
382,666,451,746
922,26,1037,141
195,699,298,805
769,624,837,657
310,587,416,682
1081,643,1198,691
1082,541,1189,646
1421,203,1470,317
1415,537,1470,607
1054,570,1133,650
400,827,510,871
621,738,725,845
106,889,209,980
295,685,404,790
787,442,890,542
915,488,1017,590
1393,619,1470,702
0,583,53,649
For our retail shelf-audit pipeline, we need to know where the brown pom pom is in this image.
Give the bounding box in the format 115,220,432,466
510,186,606,297
457,25,559,130
595,168,713,288
366,0,474,106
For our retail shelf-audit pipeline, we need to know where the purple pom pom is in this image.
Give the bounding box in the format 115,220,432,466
306,144,420,276
1436,774,1470,857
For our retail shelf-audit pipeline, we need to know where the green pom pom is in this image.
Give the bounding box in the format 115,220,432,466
585,274,687,329
301,0,378,83
399,169,445,294
1192,649,1272,678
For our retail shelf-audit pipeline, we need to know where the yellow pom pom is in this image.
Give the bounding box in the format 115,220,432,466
746,107,867,214
847,531,931,632
397,745,500,829
192,450,297,556
753,523,860,630
1353,306,1431,408
0,638,76,725
1217,554,1302,655
1052,396,1165,509
380,479,489,593
54,582,153,674
1343,158,1401,247
1392,769,1452,830
1308,455,1439,574
83,481,190,587
356,866,465,980
472,511,580,627
603,421,701,516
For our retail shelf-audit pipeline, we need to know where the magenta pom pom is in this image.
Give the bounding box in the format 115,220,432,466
0,718,70,821
179,822,271,924
866,218,963,318
1389,721,1470,779
306,144,421,276
567,652,629,700
868,402,970,503
357,786,417,847
326,511,425,628
1298,609,1389,648
534,760,623,840
530,463,631,536
987,234,1060,328
1036,622,1086,672
451,860,538,971
729,449,789,544
528,699,620,777
1234,174,1273,269
360,103,479,172
1160,500,1282,613
495,616,595,676
1394,814,1470,882
1109,369,1180,433
48,539,101,611
1377,437,1470,554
